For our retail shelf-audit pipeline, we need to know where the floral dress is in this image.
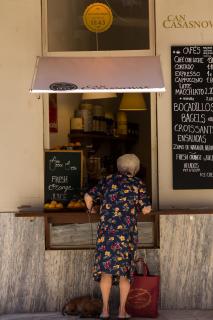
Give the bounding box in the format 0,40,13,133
88,172,151,285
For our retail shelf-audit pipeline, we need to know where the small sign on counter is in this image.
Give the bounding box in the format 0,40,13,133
44,150,83,204
171,45,213,189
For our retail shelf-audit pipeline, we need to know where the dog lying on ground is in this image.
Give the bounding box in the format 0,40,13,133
62,295,102,318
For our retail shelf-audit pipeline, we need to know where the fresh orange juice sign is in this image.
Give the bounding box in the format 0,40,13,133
83,3,113,33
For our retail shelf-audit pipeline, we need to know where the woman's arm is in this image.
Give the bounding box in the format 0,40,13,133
138,180,152,215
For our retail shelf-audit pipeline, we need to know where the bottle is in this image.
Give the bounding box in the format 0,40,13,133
96,115,101,133
100,116,106,134
93,105,104,134
92,115,98,132
105,112,114,135
113,120,118,137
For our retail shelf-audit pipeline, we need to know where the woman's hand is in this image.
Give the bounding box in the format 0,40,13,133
142,205,151,215
84,193,93,211
90,205,99,214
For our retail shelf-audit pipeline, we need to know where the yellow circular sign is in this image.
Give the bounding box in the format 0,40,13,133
83,3,113,33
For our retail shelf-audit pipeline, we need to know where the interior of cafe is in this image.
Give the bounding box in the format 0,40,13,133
49,92,151,198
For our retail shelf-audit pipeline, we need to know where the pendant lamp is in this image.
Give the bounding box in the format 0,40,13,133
119,93,147,111
82,92,117,100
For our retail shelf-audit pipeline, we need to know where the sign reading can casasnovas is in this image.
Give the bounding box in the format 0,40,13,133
163,15,213,29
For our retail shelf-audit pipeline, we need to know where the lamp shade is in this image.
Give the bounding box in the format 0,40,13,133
119,93,147,111
82,92,117,100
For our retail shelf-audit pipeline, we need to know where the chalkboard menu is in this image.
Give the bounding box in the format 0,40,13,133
45,150,83,203
172,46,213,189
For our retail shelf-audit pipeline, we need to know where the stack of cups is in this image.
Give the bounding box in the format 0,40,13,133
79,103,93,132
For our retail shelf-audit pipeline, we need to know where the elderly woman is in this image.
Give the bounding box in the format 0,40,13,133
84,154,151,319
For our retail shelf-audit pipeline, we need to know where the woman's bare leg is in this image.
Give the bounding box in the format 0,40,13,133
118,276,130,317
100,273,112,317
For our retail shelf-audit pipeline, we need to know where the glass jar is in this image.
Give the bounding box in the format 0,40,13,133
79,103,93,132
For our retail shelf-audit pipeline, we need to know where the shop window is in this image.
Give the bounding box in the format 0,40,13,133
45,0,151,52
43,92,159,249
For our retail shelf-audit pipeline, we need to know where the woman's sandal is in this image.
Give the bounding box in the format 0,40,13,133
99,313,110,319
117,313,131,319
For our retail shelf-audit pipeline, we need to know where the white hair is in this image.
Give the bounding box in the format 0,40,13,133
117,154,140,176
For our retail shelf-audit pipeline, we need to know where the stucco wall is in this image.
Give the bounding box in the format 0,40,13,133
156,0,213,209
0,0,43,211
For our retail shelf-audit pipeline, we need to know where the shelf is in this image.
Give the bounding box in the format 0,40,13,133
15,210,157,223
68,132,138,142
15,208,213,219
16,210,98,223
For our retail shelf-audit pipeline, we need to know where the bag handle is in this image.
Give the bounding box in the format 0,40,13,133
135,258,150,276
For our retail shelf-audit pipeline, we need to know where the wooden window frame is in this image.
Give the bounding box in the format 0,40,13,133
41,0,155,56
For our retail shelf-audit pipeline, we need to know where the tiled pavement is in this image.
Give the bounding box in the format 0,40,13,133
0,310,212,320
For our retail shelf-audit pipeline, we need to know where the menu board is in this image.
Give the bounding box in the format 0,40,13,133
171,46,213,189
45,150,83,203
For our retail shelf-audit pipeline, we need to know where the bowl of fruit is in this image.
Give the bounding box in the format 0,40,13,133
67,199,86,211
44,200,64,211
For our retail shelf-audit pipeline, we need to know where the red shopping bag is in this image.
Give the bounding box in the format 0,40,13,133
126,259,160,318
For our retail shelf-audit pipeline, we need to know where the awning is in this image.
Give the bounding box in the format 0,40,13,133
31,56,165,93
